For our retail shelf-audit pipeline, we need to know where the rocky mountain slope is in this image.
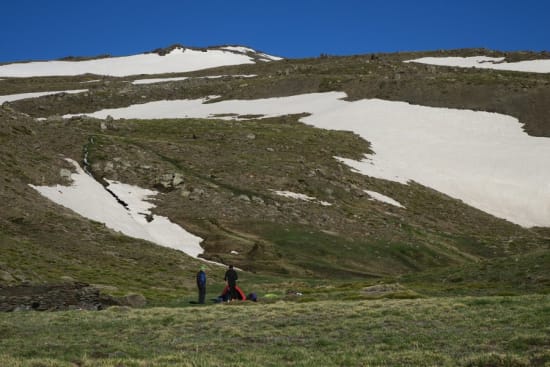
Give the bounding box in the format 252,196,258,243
1,46,549,303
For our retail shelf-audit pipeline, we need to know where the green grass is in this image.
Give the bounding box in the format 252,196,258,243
0,294,548,366
399,249,550,296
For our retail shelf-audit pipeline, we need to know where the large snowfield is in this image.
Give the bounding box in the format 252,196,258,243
30,159,204,257
0,47,266,77
65,92,550,228
405,56,550,73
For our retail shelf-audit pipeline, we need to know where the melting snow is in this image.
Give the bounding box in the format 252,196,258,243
0,47,267,77
132,76,191,85
219,46,283,61
131,74,257,85
65,92,550,227
0,89,88,104
258,53,284,61
220,46,256,54
29,159,204,257
364,190,405,208
405,56,550,73
272,190,332,206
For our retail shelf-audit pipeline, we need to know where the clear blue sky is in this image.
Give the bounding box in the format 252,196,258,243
1,0,548,63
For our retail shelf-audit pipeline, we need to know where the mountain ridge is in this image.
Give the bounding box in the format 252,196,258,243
0,44,282,73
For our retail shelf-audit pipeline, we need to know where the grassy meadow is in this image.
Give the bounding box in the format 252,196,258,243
1,294,548,366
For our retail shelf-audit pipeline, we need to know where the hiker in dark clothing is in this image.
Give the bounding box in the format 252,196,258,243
196,265,207,304
224,265,238,301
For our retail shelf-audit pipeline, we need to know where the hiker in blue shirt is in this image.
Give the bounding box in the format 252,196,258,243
196,265,207,304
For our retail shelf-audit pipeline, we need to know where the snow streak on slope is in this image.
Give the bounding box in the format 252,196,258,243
0,47,265,77
271,190,332,206
364,190,405,208
65,92,550,228
0,89,88,104
131,77,190,85
405,56,550,73
30,159,204,257
131,74,257,85
218,46,283,61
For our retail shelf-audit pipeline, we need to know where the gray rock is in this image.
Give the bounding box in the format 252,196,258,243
0,282,119,312
0,271,15,283
157,173,185,189
59,168,72,180
104,162,115,172
118,294,146,308
188,188,206,201
238,194,251,202
172,173,185,187
252,196,265,205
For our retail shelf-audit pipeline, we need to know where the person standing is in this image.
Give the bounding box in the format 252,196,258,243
196,265,207,304
224,265,238,301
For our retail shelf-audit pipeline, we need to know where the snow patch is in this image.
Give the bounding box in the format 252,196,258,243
405,56,550,73
258,53,284,61
0,89,88,104
132,76,190,85
0,48,261,77
364,190,405,208
131,74,257,85
272,190,332,206
29,159,204,257
220,46,256,54
220,46,283,60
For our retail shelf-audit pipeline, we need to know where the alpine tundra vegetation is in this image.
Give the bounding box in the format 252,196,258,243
0,45,549,366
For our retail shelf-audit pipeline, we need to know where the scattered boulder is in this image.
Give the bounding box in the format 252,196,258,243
252,196,265,205
104,161,115,172
172,173,185,187
59,168,72,180
117,293,147,308
155,172,185,190
0,271,15,283
238,194,251,203
188,187,206,200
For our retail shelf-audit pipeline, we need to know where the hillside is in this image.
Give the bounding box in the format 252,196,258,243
1,46,549,304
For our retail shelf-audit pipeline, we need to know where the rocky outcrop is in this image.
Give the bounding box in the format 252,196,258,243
0,282,120,312
155,172,185,191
